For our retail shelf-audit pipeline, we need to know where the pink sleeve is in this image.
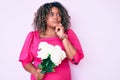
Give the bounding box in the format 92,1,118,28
67,29,84,65
19,32,34,66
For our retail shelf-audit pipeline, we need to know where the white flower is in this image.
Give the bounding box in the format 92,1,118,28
50,45,66,66
37,50,49,59
38,42,48,49
37,42,66,66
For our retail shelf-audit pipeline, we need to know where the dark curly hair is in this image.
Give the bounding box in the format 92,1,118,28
33,1,71,32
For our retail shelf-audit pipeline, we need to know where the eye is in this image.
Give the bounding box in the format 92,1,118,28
49,12,54,17
56,13,60,17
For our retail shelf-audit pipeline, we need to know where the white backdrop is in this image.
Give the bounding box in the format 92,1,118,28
0,0,120,80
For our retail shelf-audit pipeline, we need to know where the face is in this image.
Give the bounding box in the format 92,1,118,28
46,7,62,28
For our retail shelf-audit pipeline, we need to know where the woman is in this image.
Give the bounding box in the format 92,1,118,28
19,1,84,80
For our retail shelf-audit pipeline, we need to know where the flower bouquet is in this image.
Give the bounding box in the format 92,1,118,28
37,42,66,74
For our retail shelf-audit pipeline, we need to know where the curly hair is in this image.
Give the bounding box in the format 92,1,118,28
33,1,71,32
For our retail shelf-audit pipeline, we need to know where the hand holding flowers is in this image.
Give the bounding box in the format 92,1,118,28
37,42,66,74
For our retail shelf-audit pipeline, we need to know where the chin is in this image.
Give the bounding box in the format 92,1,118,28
50,26,56,29
52,25,57,27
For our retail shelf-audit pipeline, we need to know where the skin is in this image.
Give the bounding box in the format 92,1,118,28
24,7,77,80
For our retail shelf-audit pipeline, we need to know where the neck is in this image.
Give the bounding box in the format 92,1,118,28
46,27,55,33
42,27,57,37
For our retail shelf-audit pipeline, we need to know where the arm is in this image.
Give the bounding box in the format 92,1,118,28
19,32,44,80
23,63,44,80
66,29,84,64
62,35,76,59
55,24,84,65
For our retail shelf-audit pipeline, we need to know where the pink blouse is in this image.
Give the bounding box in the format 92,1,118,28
19,29,84,80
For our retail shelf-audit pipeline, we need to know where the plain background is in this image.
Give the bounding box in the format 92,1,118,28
0,0,120,80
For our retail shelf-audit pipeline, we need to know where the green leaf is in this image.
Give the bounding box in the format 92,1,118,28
38,55,56,74
41,70,46,74
38,64,42,68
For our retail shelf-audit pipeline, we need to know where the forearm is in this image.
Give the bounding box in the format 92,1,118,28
55,25,77,59
23,63,44,80
23,63,37,75
62,37,76,59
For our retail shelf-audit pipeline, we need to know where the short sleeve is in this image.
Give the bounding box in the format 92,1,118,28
19,32,34,66
67,29,84,65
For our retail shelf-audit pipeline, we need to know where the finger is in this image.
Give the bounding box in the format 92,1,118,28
36,78,39,80
57,28,61,33
57,27,61,31
55,26,60,32
59,23,62,27
57,23,64,30
36,69,40,73
38,74,44,80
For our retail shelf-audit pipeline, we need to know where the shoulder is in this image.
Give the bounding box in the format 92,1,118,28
65,28,76,35
28,30,38,34
27,30,39,36
65,28,79,40
25,30,39,40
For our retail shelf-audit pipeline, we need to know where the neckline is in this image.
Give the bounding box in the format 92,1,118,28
36,31,60,41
